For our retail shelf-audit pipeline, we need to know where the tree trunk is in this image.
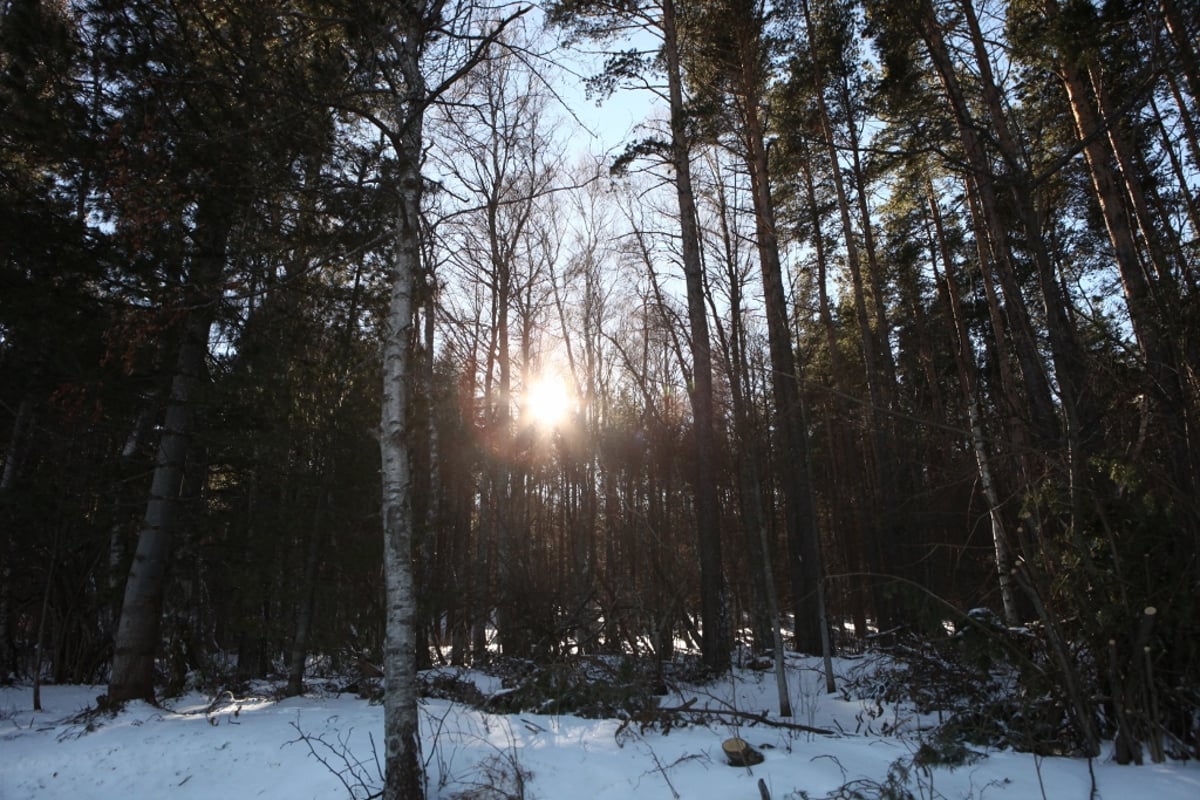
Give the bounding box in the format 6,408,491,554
1163,73,1200,209
108,208,228,704
924,177,1018,625
379,11,426,792
797,153,869,640
471,480,491,660
1047,1,1157,366
286,488,325,697
958,0,1101,527
1149,94,1200,290
917,1,1060,447
1159,0,1199,108
805,20,901,627
1047,0,1199,559
415,285,439,670
737,45,827,659
106,402,156,639
1,396,33,681
709,164,792,710
662,0,730,673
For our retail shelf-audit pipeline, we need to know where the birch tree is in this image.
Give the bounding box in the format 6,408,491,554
335,3,531,795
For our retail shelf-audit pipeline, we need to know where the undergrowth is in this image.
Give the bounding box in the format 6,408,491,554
426,654,681,720
841,609,1089,756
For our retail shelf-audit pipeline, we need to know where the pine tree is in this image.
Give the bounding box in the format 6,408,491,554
549,0,733,672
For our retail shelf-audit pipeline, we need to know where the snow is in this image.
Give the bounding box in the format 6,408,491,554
3,656,1199,800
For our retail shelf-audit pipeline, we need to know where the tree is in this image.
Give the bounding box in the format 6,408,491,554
93,0,348,704
1,0,103,684
683,0,831,667
783,0,904,634
332,3,531,795
430,40,562,658
698,146,793,713
549,0,732,672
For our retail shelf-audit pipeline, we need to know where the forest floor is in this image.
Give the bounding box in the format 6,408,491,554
2,650,1199,799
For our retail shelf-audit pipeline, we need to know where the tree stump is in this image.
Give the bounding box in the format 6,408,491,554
722,737,764,766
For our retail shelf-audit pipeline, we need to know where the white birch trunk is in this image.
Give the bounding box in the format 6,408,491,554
379,13,426,797
925,181,1020,626
380,210,423,796
374,7,530,795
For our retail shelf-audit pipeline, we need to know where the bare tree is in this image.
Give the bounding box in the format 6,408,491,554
337,3,532,795
431,39,561,657
550,0,733,673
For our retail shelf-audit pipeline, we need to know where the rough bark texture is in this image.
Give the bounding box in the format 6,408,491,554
108,321,206,702
711,168,791,709
108,209,228,704
922,6,1060,444
958,0,1100,526
286,501,324,697
803,9,899,628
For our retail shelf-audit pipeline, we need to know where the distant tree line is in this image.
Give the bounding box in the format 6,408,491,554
2,0,1197,788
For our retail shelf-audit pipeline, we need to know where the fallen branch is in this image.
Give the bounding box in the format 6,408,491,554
657,704,836,736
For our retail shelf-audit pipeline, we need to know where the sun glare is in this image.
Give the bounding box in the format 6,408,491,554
523,374,573,428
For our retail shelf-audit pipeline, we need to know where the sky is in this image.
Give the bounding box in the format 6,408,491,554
556,70,658,159
537,9,663,160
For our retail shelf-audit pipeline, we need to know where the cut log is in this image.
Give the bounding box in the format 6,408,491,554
722,737,764,766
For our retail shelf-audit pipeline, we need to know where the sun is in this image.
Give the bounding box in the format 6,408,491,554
522,373,573,428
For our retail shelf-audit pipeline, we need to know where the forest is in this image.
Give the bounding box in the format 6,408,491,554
1,0,1198,797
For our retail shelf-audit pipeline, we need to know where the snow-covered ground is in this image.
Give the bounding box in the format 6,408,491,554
3,655,1198,799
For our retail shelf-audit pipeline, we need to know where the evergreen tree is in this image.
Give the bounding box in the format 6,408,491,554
549,0,733,673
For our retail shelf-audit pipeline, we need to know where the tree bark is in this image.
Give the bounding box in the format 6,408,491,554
924,177,1018,625
1148,94,1200,289
379,9,426,795
733,19,828,660
916,0,1060,447
708,160,792,711
108,207,228,704
286,487,325,697
801,4,901,627
662,0,731,673
796,152,870,640
958,0,1101,517
1159,0,1199,108
1046,0,1198,554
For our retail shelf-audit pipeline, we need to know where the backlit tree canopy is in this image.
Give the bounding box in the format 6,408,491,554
2,0,1197,779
